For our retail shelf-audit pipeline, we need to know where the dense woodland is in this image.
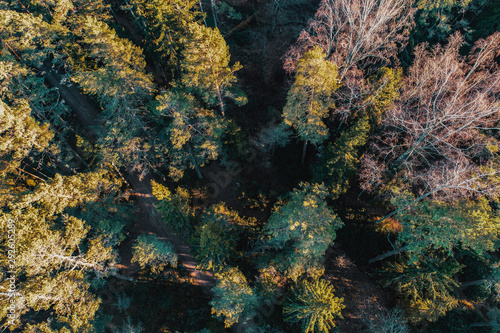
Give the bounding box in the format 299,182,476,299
1,0,500,332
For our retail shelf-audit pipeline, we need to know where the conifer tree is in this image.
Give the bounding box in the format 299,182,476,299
154,90,226,180
129,0,200,68
263,183,343,281
210,267,259,328
181,23,247,116
284,278,345,333
131,234,178,274
282,46,339,164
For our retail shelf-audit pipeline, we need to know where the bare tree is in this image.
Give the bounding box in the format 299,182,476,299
283,0,415,78
361,32,500,204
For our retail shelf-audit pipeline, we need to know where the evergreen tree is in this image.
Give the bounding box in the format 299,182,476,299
210,267,259,328
282,46,339,164
313,116,370,199
381,252,462,322
263,183,343,281
131,234,178,274
194,203,245,271
154,90,226,180
284,278,345,333
181,23,247,116
129,0,200,69
152,180,195,238
0,171,124,331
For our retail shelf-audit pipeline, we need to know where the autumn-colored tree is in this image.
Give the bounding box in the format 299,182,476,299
181,23,247,116
282,46,339,164
284,278,345,333
283,0,414,76
263,183,343,281
361,32,500,203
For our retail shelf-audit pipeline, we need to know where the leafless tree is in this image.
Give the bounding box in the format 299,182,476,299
361,32,500,203
283,0,415,78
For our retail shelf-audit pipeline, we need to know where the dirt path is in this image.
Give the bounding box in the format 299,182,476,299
41,64,215,295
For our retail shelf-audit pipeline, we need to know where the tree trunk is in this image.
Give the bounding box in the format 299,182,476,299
218,89,225,117
301,140,308,164
368,245,410,264
210,0,218,27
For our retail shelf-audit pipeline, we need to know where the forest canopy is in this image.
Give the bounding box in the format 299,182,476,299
0,0,499,332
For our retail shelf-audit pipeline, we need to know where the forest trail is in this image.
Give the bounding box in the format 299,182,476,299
41,63,215,295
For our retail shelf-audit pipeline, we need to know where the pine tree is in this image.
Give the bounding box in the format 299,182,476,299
381,252,462,322
129,0,200,68
210,267,258,328
284,278,345,333
131,234,178,274
154,90,227,180
194,203,245,271
313,116,370,199
282,46,339,164
263,183,343,281
181,23,247,116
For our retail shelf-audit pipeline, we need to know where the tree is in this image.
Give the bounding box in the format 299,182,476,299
313,116,370,198
154,90,226,180
284,278,345,333
263,183,343,281
152,180,195,238
0,100,53,176
283,0,414,77
361,32,500,203
194,203,246,271
370,194,500,263
282,46,340,164
128,0,200,69
210,267,258,328
0,171,124,331
181,22,247,116
131,234,178,273
72,16,156,176
381,252,462,322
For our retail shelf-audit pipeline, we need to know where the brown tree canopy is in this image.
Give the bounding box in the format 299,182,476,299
361,32,500,201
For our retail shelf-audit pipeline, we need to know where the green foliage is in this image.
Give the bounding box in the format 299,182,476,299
381,252,462,322
0,171,123,331
284,278,345,333
282,46,339,146
129,0,201,68
154,90,226,181
365,67,402,125
412,0,485,43
392,194,500,260
263,182,343,280
181,23,247,115
194,203,246,271
152,180,195,238
0,100,53,176
210,267,259,328
313,116,370,199
131,234,178,273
